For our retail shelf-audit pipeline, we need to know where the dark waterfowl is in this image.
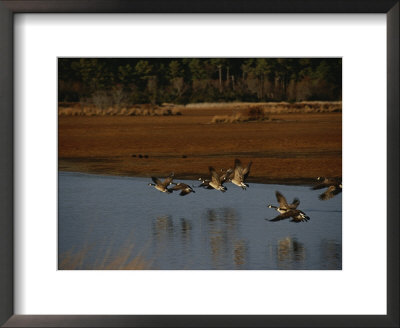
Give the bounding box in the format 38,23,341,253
148,173,174,193
197,168,232,190
312,177,342,200
220,168,233,183
312,177,341,190
197,177,213,189
267,191,300,213
208,166,228,192
318,184,342,200
230,159,252,190
268,209,310,223
170,182,196,196
267,191,310,223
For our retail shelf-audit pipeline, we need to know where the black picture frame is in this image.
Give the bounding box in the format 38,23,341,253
0,1,398,327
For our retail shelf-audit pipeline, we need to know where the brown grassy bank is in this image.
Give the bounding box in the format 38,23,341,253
59,103,342,185
187,101,342,113
58,102,182,117
58,101,341,117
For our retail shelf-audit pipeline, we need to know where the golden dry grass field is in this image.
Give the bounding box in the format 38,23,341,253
58,103,342,184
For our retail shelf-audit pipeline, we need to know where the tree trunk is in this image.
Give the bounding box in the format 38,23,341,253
218,65,222,92
260,75,264,100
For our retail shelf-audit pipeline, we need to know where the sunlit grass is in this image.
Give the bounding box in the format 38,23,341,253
59,243,153,270
207,101,341,123
58,103,182,117
58,101,341,117
188,101,341,112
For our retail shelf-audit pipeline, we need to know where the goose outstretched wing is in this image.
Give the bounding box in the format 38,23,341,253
151,177,162,186
179,189,193,196
291,198,300,208
275,191,289,209
243,161,252,180
269,211,293,222
209,167,221,185
162,173,174,187
170,183,185,191
220,168,233,183
233,159,244,182
269,209,310,223
290,210,310,222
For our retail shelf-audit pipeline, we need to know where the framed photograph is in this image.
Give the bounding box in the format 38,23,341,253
57,57,343,272
1,1,398,327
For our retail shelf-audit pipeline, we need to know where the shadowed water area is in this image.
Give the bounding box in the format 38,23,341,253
59,172,342,270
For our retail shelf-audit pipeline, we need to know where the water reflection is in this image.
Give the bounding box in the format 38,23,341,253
276,237,306,269
233,239,247,268
180,218,192,233
152,215,174,237
205,208,248,269
152,216,192,238
320,239,342,269
59,173,342,270
179,218,192,246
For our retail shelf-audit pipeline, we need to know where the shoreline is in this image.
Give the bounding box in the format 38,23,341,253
59,111,341,185
58,168,328,186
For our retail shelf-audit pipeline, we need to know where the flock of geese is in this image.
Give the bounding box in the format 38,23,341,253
148,159,342,223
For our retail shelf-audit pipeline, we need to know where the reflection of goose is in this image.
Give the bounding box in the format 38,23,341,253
148,173,174,193
154,215,174,235
234,240,246,267
277,237,305,264
170,182,195,196
267,191,309,223
312,177,342,200
230,159,252,190
180,218,192,233
208,166,228,192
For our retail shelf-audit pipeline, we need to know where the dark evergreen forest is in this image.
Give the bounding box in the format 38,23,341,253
58,58,341,105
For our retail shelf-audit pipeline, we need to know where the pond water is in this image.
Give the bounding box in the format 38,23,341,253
58,172,342,270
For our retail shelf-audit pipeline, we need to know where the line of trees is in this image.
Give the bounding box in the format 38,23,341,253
58,58,341,105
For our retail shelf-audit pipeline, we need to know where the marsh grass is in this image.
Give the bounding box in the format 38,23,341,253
209,101,341,123
58,103,182,117
59,242,153,270
187,101,341,113
211,105,269,123
58,101,340,117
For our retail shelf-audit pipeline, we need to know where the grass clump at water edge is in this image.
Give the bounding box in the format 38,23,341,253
59,243,153,270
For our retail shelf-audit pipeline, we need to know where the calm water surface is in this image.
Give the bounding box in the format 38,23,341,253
59,172,342,270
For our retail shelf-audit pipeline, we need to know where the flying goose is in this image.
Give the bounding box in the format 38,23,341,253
148,173,174,193
266,191,310,223
197,177,213,189
312,177,342,200
197,168,232,190
208,166,228,192
230,159,252,190
318,184,342,200
267,191,300,213
170,182,196,196
268,209,310,223
220,168,233,183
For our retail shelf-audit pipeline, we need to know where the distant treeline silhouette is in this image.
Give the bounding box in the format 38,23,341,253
58,58,341,106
